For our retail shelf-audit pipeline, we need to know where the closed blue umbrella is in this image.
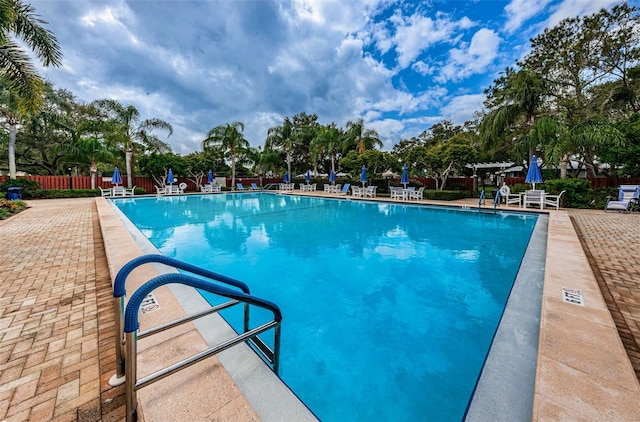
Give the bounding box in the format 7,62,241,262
360,165,367,187
207,169,213,184
329,169,335,184
401,164,409,189
525,155,543,190
305,170,311,184
111,167,122,186
283,172,290,183
167,168,176,185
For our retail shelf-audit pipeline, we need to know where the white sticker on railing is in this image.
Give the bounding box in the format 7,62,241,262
562,287,584,306
140,293,161,314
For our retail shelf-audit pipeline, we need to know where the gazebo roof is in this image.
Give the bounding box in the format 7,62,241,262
466,162,514,169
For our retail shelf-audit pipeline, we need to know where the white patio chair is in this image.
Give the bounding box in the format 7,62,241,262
543,190,565,210
523,190,544,209
409,187,424,200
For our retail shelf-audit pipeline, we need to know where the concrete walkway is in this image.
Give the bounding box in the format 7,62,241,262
1,197,640,421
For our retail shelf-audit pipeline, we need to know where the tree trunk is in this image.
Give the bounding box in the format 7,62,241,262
90,162,97,189
560,154,569,179
8,123,17,179
125,147,133,188
231,154,236,189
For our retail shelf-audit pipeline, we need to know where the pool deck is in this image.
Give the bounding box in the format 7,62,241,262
1,193,639,421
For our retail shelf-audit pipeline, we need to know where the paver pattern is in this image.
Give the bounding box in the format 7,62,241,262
569,209,640,380
1,197,640,421
0,199,124,421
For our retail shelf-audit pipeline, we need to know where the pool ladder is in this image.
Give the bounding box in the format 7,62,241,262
110,254,282,422
478,189,502,213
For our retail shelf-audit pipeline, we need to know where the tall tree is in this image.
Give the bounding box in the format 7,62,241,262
479,67,548,162
265,117,294,178
93,100,172,188
57,137,113,189
1,0,62,178
310,123,341,174
202,121,248,188
343,118,382,154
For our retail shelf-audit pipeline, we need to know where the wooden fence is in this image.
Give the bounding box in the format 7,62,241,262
504,177,640,188
2,175,638,192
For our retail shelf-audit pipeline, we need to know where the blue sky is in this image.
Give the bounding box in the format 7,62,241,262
30,0,632,154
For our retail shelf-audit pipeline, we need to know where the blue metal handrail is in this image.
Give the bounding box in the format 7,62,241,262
478,189,485,208
123,273,282,422
493,190,502,212
110,254,252,387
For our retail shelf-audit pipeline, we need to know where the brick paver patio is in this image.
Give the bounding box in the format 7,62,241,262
1,198,639,421
0,199,124,421
569,209,640,379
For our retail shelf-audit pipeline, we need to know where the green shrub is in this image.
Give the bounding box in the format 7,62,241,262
542,179,591,208
423,190,471,200
22,189,102,199
0,178,41,193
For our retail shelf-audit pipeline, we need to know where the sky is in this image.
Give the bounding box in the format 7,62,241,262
29,0,632,154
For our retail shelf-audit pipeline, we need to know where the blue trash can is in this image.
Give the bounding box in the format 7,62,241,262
6,187,24,200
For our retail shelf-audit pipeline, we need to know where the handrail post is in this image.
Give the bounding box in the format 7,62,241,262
125,330,138,422
109,296,126,386
273,324,282,374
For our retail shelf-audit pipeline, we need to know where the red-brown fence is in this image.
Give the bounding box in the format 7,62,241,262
2,175,638,192
504,177,640,188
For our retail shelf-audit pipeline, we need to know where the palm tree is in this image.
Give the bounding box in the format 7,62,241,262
310,123,342,174
265,117,294,178
202,121,249,188
93,100,172,188
1,0,62,178
57,137,114,189
479,67,548,162
343,118,382,154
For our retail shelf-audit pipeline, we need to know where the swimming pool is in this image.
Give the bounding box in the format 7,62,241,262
114,193,538,421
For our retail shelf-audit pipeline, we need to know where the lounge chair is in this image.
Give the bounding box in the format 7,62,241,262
155,186,166,196
365,186,377,198
523,190,544,209
605,186,640,212
543,190,565,210
236,183,246,191
251,183,260,190
99,187,112,197
338,183,351,195
409,187,424,200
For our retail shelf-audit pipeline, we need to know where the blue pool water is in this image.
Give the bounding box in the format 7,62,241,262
114,193,538,421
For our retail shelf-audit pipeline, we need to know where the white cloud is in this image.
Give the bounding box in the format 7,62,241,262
437,28,501,83
546,0,621,28
439,94,486,125
503,0,553,33
379,10,477,70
